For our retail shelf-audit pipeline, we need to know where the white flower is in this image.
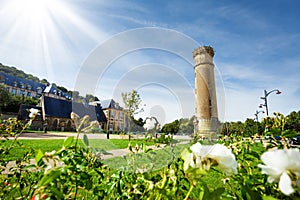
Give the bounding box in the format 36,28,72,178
258,148,300,196
181,148,201,171
70,112,79,121
183,142,238,176
28,108,40,119
207,144,238,176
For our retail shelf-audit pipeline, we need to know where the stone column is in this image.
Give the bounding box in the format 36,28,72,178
193,46,219,133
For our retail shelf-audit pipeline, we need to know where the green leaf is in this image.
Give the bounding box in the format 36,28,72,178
203,186,225,200
186,167,207,180
244,187,262,200
35,149,44,165
213,187,225,197
262,196,277,200
282,130,297,138
63,136,74,148
38,169,61,186
50,187,64,199
83,134,89,147
24,164,36,169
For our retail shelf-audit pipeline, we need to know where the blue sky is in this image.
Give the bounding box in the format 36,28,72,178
0,0,299,123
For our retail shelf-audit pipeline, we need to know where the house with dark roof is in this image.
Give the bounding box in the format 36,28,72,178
17,96,107,132
0,72,46,99
18,104,43,130
1,71,111,132
39,96,107,131
43,84,72,100
91,99,128,133
0,72,72,100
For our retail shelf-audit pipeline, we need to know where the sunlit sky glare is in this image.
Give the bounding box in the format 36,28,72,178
0,0,299,124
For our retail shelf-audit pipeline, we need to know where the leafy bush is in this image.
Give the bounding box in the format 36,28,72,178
0,112,299,199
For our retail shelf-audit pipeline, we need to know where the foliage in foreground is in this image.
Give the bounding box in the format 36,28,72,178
0,112,299,199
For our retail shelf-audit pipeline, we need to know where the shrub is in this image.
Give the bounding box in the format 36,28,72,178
0,113,299,199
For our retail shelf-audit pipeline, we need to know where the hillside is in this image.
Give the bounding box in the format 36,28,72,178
0,63,99,102
0,63,71,93
0,63,42,83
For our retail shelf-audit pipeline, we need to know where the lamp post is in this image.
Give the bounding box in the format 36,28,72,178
254,110,265,122
259,89,281,116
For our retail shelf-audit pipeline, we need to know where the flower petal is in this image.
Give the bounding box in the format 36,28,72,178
279,172,294,196
181,149,192,171
190,142,202,155
258,164,281,182
261,150,289,172
207,144,238,175
286,148,300,174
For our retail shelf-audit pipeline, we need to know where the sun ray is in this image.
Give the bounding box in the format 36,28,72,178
0,0,105,85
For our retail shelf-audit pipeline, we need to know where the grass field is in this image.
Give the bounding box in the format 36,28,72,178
0,138,158,161
1,138,267,198
103,144,188,172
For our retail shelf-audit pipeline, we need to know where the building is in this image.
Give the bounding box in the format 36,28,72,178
18,104,43,130
1,71,107,132
0,72,46,99
43,84,72,100
193,46,219,134
18,95,107,132
39,95,107,131
0,72,72,100
95,99,127,133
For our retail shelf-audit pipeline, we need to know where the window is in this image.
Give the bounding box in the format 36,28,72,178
27,92,31,97
119,111,123,119
109,123,113,131
11,89,16,95
110,110,115,118
37,87,42,95
119,123,123,130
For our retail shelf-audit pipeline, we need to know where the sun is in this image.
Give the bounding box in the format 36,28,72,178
0,0,72,77
20,0,49,22
11,0,60,26
1,0,102,84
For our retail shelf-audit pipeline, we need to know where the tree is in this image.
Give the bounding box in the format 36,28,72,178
57,86,69,93
220,121,245,137
85,94,99,102
121,90,145,133
244,118,263,136
0,84,11,112
161,120,180,134
0,83,39,113
121,90,144,119
286,111,300,132
178,116,195,134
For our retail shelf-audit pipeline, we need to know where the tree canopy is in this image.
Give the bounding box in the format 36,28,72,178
121,90,144,119
0,83,39,112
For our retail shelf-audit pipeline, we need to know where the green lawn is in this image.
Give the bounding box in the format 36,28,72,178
103,144,188,172
0,138,157,161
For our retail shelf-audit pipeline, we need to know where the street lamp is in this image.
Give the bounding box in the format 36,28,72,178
254,110,265,122
259,89,281,116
